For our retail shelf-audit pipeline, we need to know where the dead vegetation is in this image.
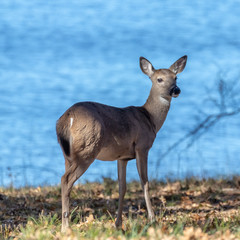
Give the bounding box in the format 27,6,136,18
1,177,240,239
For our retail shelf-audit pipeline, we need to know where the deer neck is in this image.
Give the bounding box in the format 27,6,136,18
143,88,171,133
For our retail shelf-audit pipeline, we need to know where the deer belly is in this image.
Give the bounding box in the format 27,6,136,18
96,145,135,161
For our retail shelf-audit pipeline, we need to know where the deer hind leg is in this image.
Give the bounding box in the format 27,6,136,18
115,160,128,228
61,157,94,232
136,149,155,222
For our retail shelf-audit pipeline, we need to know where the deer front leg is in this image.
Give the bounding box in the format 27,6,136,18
136,149,155,222
115,160,128,228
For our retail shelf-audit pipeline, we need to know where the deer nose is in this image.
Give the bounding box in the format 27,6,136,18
170,86,181,97
173,86,181,95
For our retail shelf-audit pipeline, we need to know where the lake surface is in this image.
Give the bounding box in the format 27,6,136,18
0,0,240,187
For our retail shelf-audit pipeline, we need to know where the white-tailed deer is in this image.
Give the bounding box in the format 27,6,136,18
56,55,187,232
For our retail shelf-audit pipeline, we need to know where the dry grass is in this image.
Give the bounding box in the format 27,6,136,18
1,177,240,239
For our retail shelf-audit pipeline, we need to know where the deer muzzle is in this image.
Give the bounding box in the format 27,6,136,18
170,86,181,98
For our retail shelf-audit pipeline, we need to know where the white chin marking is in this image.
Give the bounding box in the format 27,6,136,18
159,96,170,106
70,117,73,127
172,94,179,98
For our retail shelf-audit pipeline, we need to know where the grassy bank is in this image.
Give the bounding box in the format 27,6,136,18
1,177,240,239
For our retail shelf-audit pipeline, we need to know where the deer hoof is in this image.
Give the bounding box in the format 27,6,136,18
115,219,122,229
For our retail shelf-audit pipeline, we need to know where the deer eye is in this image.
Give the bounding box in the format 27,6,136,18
157,78,163,83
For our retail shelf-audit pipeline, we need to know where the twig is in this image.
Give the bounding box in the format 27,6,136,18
157,108,240,164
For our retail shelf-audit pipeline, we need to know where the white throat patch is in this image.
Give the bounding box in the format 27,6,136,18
159,96,170,106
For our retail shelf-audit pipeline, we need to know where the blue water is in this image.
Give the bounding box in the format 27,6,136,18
0,0,240,187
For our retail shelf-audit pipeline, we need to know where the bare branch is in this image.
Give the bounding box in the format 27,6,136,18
158,108,240,161
156,74,240,168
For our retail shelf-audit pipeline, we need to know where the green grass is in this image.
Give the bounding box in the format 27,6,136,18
1,177,240,239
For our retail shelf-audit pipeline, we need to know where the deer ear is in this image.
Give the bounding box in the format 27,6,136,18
140,57,155,77
169,55,187,74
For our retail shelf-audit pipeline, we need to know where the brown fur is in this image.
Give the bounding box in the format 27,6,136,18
56,55,187,232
